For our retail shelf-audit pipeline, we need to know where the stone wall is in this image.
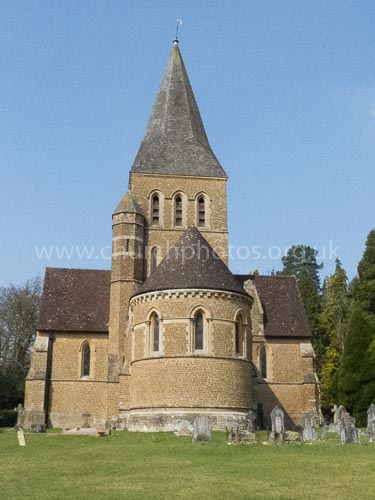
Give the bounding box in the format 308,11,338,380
129,173,228,265
128,289,253,423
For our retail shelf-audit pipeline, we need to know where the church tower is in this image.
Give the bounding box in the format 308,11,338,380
107,40,235,424
129,40,229,271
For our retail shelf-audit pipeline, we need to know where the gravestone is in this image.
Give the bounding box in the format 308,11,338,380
321,423,327,440
270,405,285,443
15,404,25,430
82,412,91,429
192,415,211,442
174,419,193,437
246,410,256,433
328,423,336,433
302,413,318,441
340,412,358,444
367,404,375,442
335,405,346,436
17,428,26,447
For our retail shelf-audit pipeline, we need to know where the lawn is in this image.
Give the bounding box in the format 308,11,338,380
0,429,374,499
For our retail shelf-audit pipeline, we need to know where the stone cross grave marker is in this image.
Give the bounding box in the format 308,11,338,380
367,404,375,442
192,415,211,442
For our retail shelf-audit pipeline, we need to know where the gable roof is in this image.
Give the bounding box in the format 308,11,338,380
38,268,110,332
235,274,311,338
130,42,227,178
136,227,247,297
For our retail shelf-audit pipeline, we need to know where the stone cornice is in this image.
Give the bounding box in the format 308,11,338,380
130,288,252,308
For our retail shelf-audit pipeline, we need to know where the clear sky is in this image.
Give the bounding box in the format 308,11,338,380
1,0,374,287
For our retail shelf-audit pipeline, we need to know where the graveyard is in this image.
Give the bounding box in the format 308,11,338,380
1,423,375,500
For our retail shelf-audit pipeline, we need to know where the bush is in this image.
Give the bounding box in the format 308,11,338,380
0,409,17,428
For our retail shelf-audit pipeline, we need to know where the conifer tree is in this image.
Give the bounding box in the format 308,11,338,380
280,246,325,370
319,259,349,412
338,229,375,424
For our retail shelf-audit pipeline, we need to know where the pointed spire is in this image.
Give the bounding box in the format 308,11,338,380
113,191,143,215
131,44,227,178
135,227,246,296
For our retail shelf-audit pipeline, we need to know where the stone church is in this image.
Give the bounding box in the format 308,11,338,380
24,41,319,431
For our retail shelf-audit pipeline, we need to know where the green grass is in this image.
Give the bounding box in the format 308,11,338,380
1,429,374,499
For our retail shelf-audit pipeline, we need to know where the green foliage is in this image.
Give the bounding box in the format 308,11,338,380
337,229,375,425
320,259,350,412
0,409,16,428
280,245,325,370
0,277,41,409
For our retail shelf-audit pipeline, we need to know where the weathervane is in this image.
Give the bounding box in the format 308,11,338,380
174,19,183,43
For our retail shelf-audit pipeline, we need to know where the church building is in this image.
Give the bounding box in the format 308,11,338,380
24,41,319,431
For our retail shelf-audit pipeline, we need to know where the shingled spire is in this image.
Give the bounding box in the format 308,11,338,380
131,41,227,178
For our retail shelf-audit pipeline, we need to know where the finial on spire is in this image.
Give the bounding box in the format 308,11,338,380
174,19,182,45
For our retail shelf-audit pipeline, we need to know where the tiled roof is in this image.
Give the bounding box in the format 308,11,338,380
113,191,143,215
38,268,110,332
235,274,311,338
136,227,247,296
130,43,227,178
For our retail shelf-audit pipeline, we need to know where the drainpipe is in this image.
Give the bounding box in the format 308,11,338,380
43,332,55,427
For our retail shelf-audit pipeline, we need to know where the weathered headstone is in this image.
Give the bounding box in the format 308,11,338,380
15,404,25,430
82,412,91,429
335,405,346,436
321,423,327,440
17,428,26,446
367,404,375,443
340,412,358,444
246,410,256,433
270,405,285,443
328,422,336,433
302,413,318,441
192,415,211,442
174,419,193,437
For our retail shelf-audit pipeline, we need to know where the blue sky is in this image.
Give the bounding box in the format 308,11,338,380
1,0,374,287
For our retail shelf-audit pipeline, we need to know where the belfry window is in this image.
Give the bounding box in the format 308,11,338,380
260,346,267,379
152,194,160,225
197,196,206,227
194,311,204,350
150,247,158,273
82,343,91,377
175,196,183,226
235,315,244,356
151,313,160,352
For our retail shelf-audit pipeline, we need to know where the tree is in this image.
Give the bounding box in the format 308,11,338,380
338,229,375,425
319,259,350,412
280,245,325,370
0,277,41,409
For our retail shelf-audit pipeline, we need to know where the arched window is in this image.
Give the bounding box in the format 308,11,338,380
150,247,158,273
197,196,206,227
175,196,183,226
151,194,160,225
151,313,160,352
194,311,204,350
260,346,267,379
235,315,244,356
82,343,91,377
